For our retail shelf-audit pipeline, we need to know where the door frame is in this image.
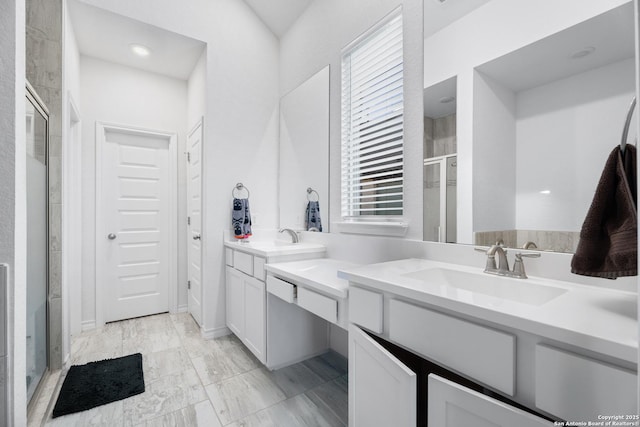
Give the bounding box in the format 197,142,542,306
95,121,178,327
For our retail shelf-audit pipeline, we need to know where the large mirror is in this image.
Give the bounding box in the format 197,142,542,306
423,2,637,253
279,66,330,232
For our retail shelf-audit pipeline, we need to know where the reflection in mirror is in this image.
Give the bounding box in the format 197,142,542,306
423,3,636,253
279,66,330,231
423,77,457,242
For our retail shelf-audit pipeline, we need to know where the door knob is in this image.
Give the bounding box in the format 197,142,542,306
108,233,117,240
193,234,201,240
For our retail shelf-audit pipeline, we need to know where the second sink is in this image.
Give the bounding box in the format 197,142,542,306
402,267,567,306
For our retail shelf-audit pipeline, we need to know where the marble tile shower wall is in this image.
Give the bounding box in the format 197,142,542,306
26,0,63,370
474,230,580,253
424,113,456,159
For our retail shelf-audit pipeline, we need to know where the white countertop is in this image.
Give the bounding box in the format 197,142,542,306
339,258,638,363
266,258,362,299
224,239,326,258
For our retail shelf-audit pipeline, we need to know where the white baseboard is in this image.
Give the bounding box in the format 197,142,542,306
81,320,96,332
176,305,188,313
201,326,231,340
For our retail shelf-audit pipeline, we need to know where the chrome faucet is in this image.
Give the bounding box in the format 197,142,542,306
486,244,510,275
279,228,299,243
475,245,541,279
522,241,538,250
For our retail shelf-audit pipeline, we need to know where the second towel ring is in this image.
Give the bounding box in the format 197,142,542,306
307,188,319,202
232,183,250,199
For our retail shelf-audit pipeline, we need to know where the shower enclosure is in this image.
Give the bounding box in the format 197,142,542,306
423,155,457,243
25,83,49,404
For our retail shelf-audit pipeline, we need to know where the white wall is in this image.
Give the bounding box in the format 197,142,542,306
187,50,206,130
76,0,280,336
472,70,516,234
280,0,424,240
0,0,27,424
516,58,636,231
79,56,188,326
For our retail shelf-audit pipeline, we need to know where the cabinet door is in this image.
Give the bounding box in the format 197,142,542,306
349,325,416,427
225,267,244,337
244,275,266,363
428,375,553,427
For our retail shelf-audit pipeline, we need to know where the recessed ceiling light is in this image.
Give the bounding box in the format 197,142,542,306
539,190,551,195
439,96,455,104
130,44,151,57
569,46,595,59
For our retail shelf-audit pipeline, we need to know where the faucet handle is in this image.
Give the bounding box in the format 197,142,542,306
516,252,541,259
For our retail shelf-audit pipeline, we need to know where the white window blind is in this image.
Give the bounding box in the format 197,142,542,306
341,11,404,218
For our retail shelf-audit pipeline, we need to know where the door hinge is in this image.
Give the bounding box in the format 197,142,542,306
187,216,191,225
187,152,191,163
187,280,191,290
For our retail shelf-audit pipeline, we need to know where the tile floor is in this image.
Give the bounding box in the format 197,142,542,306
29,313,348,427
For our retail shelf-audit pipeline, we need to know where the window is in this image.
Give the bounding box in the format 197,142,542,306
341,10,404,218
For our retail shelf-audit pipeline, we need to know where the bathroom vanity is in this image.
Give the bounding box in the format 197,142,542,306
224,239,326,367
341,259,638,426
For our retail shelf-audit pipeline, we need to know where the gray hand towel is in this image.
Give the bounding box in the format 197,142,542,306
571,145,637,278
305,201,322,232
232,198,252,239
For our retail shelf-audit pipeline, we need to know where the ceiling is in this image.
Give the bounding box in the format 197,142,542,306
242,0,492,39
67,0,492,80
243,0,313,38
423,0,491,39
68,0,205,80
477,2,635,92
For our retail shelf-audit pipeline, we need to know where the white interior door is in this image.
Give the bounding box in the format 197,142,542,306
99,126,171,323
187,120,203,325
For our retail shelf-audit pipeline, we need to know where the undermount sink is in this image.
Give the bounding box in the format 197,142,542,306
402,267,567,306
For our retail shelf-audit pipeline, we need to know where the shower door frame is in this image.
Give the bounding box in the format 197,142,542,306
424,153,457,243
25,81,50,410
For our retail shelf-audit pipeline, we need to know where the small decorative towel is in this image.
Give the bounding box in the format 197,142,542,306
232,198,252,239
305,201,322,232
571,145,637,278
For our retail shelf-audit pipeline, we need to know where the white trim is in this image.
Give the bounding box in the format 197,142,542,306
201,326,231,340
94,122,179,327
80,320,96,332
176,304,188,313
334,220,409,237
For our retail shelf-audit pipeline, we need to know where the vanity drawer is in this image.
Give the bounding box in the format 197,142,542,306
389,299,515,396
349,286,383,333
535,344,637,422
225,248,234,267
253,256,266,281
233,251,253,276
298,287,337,324
266,275,296,303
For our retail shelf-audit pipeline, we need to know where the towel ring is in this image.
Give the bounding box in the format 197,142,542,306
620,96,637,154
232,183,250,199
306,188,319,202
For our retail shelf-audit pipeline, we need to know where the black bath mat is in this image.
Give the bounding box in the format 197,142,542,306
52,353,145,418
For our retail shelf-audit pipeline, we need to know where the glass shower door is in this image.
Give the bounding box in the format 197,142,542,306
26,86,49,403
423,155,457,243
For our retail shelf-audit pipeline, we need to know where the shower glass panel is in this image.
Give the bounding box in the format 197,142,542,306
25,86,48,403
423,162,441,241
424,155,457,243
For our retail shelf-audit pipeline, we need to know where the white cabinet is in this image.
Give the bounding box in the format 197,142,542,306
225,267,244,337
349,325,416,427
225,266,266,363
428,375,552,427
243,275,266,362
535,344,637,422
